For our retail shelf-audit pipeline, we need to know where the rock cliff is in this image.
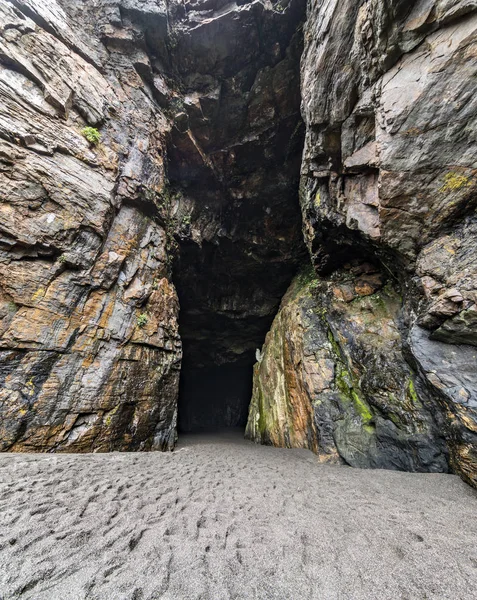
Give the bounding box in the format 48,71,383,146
247,0,477,487
0,0,476,487
0,0,307,448
0,0,184,451
246,266,448,472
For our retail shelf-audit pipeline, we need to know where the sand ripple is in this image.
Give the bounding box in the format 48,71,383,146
0,431,476,599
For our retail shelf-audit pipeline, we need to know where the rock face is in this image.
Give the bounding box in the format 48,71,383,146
1,0,476,487
0,0,307,447
247,0,477,486
246,266,448,472
0,0,184,451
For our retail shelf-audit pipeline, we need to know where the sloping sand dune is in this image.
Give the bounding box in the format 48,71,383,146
0,431,476,600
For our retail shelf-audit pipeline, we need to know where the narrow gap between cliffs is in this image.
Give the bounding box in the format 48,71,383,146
160,7,308,436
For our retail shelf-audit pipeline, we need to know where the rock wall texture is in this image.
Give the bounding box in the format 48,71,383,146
1,0,476,487
0,0,185,451
0,0,307,447
247,0,477,487
246,266,448,472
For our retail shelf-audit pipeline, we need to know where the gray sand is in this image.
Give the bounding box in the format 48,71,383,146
0,430,476,600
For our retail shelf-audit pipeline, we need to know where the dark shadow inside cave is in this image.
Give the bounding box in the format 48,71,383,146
164,7,308,436
178,361,253,433
173,237,304,435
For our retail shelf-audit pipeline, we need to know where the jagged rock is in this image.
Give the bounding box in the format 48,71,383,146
294,0,477,483
0,0,307,446
0,0,181,451
0,0,476,489
0,204,181,452
300,0,477,267
409,325,477,486
246,267,449,472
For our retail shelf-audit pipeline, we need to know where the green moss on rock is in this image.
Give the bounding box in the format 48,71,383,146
335,367,374,425
81,126,101,145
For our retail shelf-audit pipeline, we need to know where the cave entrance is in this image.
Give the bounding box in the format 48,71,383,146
178,360,253,433
172,238,302,437
158,0,307,437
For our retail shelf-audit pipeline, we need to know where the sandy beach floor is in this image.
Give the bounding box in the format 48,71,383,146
0,430,476,600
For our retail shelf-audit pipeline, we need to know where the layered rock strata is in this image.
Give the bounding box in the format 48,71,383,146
246,265,448,472
0,0,182,451
0,0,307,447
247,0,477,486
1,0,476,488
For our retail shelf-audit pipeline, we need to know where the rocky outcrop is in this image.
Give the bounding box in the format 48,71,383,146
247,0,477,485
0,0,183,451
300,0,477,269
1,0,476,487
0,0,307,447
246,265,449,472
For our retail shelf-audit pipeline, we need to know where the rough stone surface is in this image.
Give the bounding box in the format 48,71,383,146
273,0,477,485
0,0,182,451
1,0,477,490
0,0,307,444
246,266,449,472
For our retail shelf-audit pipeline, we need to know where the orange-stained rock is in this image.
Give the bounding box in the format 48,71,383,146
246,267,449,472
0,206,181,451
0,0,181,451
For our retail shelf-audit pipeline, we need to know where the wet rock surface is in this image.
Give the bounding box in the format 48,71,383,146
0,0,306,443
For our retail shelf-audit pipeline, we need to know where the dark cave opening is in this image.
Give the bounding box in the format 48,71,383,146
172,235,304,434
162,1,308,436
171,225,305,433
178,361,254,433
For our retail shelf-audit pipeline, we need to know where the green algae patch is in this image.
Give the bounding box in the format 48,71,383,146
407,379,418,403
104,404,120,427
351,390,374,425
137,313,148,328
286,265,319,302
349,282,398,317
406,378,423,409
327,329,342,357
335,366,374,425
296,264,318,290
